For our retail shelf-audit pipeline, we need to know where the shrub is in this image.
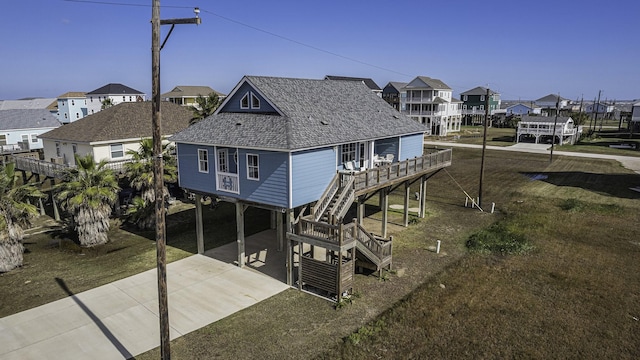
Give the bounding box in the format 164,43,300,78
466,223,533,255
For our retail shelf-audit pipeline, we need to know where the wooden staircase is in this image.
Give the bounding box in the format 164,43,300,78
308,173,392,274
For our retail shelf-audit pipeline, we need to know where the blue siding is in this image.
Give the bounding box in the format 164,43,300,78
237,149,289,208
399,133,424,160
374,137,399,159
220,82,278,114
291,147,336,207
176,143,217,193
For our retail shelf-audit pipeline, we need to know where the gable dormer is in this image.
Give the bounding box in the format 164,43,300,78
218,81,278,114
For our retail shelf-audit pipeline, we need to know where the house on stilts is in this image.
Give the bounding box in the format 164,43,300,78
171,76,452,300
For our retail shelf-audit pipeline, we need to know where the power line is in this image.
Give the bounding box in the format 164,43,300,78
62,0,412,78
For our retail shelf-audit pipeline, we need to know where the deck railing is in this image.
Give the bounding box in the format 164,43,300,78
216,172,240,194
328,176,354,223
313,173,339,222
349,149,452,193
297,219,356,247
352,221,392,259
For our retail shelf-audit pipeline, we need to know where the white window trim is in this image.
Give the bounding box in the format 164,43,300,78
251,93,260,109
110,143,124,159
217,148,229,173
31,134,38,143
240,92,250,109
247,153,259,181
198,148,209,173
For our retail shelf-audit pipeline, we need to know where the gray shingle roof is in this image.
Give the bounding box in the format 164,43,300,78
535,94,568,103
404,76,452,90
0,98,58,110
171,76,427,151
520,115,572,124
384,82,408,93
86,83,144,95
0,109,61,131
324,76,381,91
39,102,192,143
460,86,499,96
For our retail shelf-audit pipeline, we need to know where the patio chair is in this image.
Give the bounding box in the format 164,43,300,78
384,154,394,163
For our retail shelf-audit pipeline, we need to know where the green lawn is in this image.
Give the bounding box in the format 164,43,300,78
3,148,639,359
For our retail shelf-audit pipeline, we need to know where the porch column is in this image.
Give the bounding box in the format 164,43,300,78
381,187,389,238
286,209,295,286
236,202,245,268
195,194,204,255
276,210,283,252
419,175,427,218
270,210,276,229
403,181,410,227
357,196,365,224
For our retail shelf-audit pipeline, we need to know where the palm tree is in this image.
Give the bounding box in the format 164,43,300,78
101,98,113,110
189,92,222,125
123,138,177,230
0,163,44,272
55,154,120,247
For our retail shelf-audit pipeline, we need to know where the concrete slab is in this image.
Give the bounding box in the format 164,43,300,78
0,254,289,360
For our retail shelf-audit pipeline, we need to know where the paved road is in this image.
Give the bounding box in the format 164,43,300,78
0,251,289,360
424,141,640,174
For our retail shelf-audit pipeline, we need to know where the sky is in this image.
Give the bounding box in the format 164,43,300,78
1,0,638,102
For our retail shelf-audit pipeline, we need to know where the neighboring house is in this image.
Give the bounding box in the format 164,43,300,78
56,92,87,124
400,76,462,136
39,101,191,166
460,86,501,115
585,102,615,116
324,75,382,97
85,83,145,116
171,75,452,297
459,86,501,126
161,85,226,109
0,109,61,154
516,115,581,145
631,102,640,132
382,81,407,111
0,98,58,115
505,103,542,116
534,94,569,115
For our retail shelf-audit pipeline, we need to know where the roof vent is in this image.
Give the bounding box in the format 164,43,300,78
320,120,329,125
393,115,399,119
236,121,242,126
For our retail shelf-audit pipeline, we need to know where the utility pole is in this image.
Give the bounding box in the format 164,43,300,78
151,2,200,359
594,90,601,133
550,93,560,163
478,87,490,209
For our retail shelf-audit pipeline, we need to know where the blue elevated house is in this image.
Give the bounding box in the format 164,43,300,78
171,76,452,299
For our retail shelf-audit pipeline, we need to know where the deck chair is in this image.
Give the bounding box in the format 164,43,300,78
385,154,394,163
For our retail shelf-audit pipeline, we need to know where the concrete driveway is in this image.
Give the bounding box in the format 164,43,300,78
0,254,289,360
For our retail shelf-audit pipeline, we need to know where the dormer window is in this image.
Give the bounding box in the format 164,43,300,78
241,92,249,109
241,91,261,109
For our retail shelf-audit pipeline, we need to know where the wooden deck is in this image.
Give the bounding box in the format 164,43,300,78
350,148,452,196
11,156,134,178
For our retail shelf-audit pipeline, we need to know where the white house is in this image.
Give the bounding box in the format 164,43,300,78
85,83,146,116
631,102,640,132
39,102,191,166
56,92,87,123
516,115,581,145
505,103,542,116
0,109,61,153
161,85,226,109
400,76,462,136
